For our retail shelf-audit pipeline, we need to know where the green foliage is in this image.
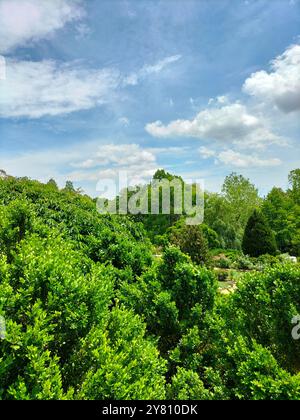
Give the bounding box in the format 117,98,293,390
232,255,254,270
289,169,300,204
221,173,261,223
47,179,58,190
64,180,75,192
167,368,212,400
225,337,300,400
242,209,277,257
226,263,300,372
168,223,210,266
0,176,164,400
203,173,261,251
215,256,231,269
1,172,300,400
0,199,34,261
202,224,221,249
76,308,167,400
262,172,300,256
119,246,216,354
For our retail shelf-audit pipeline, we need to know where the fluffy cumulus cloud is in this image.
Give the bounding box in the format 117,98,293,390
199,147,281,168
217,150,281,168
71,144,156,171
146,103,283,149
69,143,159,187
0,0,84,53
243,43,300,113
0,60,120,118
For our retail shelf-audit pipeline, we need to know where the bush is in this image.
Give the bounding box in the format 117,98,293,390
169,224,210,267
167,368,212,400
233,255,254,271
216,257,231,269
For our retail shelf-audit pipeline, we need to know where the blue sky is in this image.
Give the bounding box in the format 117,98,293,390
0,0,299,196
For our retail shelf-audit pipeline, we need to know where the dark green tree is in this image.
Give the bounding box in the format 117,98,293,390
242,209,277,257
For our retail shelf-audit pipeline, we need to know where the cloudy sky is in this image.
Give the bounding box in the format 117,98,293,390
0,0,299,196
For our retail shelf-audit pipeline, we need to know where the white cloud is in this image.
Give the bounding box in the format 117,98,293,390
75,144,157,168
199,146,216,159
0,142,161,193
67,144,159,186
99,144,156,168
148,146,189,154
0,60,120,118
146,103,283,149
243,43,300,113
217,150,281,168
0,54,181,119
0,1,180,121
123,55,181,86
0,0,84,53
71,159,95,169
208,95,229,106
199,146,281,168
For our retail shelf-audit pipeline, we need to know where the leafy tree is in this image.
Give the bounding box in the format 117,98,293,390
64,180,75,192
222,173,262,233
204,175,261,250
261,170,300,256
242,209,277,257
153,169,183,182
289,169,300,204
169,223,210,266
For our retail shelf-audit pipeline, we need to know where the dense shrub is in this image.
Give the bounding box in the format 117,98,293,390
169,224,210,267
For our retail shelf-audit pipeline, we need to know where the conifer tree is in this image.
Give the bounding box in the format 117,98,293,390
242,209,277,257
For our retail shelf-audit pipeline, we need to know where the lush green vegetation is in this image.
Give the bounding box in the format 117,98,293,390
0,170,300,400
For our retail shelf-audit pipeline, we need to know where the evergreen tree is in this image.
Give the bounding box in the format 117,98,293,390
242,209,277,257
